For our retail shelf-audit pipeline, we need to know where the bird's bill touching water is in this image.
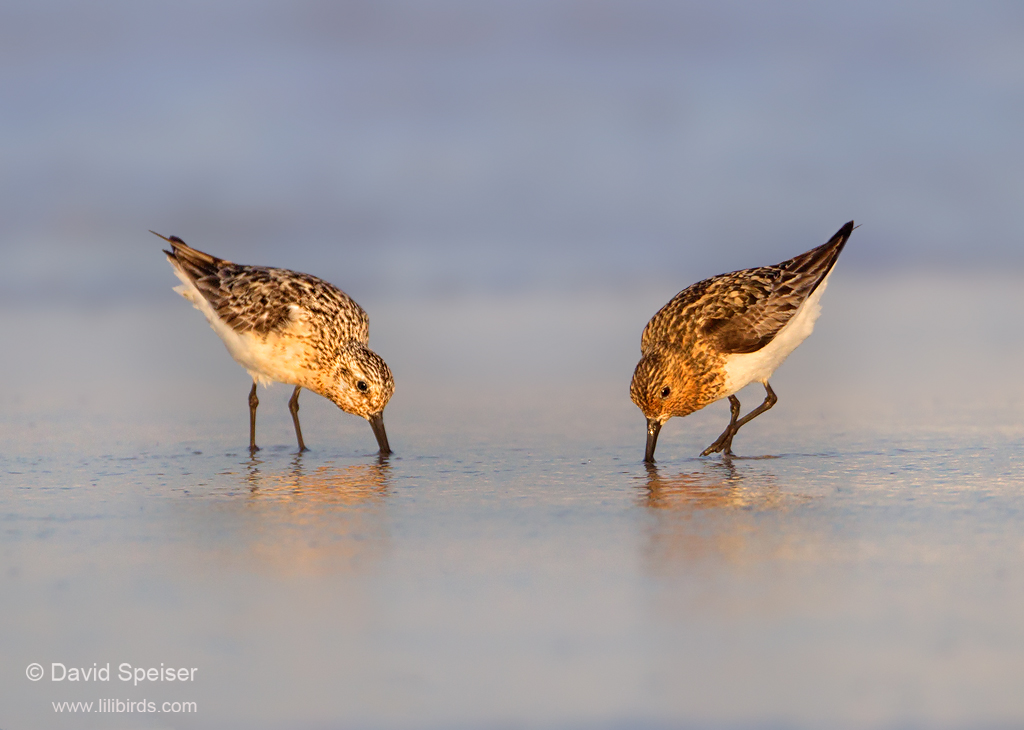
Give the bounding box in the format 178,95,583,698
644,418,662,463
368,411,391,456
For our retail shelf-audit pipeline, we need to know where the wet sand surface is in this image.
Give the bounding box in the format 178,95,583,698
2,274,1024,729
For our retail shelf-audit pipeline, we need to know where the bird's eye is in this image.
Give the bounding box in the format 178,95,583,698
660,386,671,398
357,380,368,392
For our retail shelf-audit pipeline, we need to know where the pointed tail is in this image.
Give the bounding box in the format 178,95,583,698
151,230,230,282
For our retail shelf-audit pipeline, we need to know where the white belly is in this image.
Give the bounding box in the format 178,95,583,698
172,275,311,388
720,270,833,396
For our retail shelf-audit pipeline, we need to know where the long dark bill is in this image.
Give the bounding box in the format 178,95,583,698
368,412,392,456
644,418,662,463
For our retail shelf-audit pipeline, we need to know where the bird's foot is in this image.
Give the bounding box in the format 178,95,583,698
701,433,735,457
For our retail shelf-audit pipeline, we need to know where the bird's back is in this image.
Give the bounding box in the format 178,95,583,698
163,236,370,345
641,222,852,357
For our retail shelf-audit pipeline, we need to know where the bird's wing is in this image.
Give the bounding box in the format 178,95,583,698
698,221,853,354
641,221,852,354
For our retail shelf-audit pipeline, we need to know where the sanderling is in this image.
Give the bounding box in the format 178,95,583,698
156,232,394,455
630,221,853,462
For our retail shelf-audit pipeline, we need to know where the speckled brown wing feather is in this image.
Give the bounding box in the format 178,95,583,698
162,236,369,342
642,221,853,355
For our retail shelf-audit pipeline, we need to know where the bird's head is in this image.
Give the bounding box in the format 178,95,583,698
630,346,699,423
328,343,395,454
630,345,700,462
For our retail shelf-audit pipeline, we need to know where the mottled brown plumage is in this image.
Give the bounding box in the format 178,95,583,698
164,239,369,341
631,221,853,461
157,232,394,455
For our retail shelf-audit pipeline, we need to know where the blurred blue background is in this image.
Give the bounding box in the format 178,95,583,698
5,5,1024,728
3,0,1022,306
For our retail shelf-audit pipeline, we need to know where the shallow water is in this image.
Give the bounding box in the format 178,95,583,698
2,274,1024,729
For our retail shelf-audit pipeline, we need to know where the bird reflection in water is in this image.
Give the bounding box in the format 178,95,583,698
641,460,811,569
228,455,393,575
642,460,785,512
244,453,391,506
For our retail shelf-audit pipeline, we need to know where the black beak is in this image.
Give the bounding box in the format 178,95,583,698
368,412,391,456
644,418,662,463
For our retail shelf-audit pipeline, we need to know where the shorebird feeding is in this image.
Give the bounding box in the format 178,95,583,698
630,221,853,462
157,233,394,455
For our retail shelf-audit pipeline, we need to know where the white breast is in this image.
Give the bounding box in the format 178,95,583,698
720,270,833,396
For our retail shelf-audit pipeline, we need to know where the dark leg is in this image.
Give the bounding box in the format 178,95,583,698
248,382,260,453
289,385,308,452
701,383,778,457
701,395,742,456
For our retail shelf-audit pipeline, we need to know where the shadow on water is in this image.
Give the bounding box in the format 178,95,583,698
180,454,395,576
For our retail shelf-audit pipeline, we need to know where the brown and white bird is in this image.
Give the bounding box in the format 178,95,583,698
157,232,394,455
630,221,853,462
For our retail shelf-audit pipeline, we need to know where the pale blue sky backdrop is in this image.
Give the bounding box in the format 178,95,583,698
2,0,1022,302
